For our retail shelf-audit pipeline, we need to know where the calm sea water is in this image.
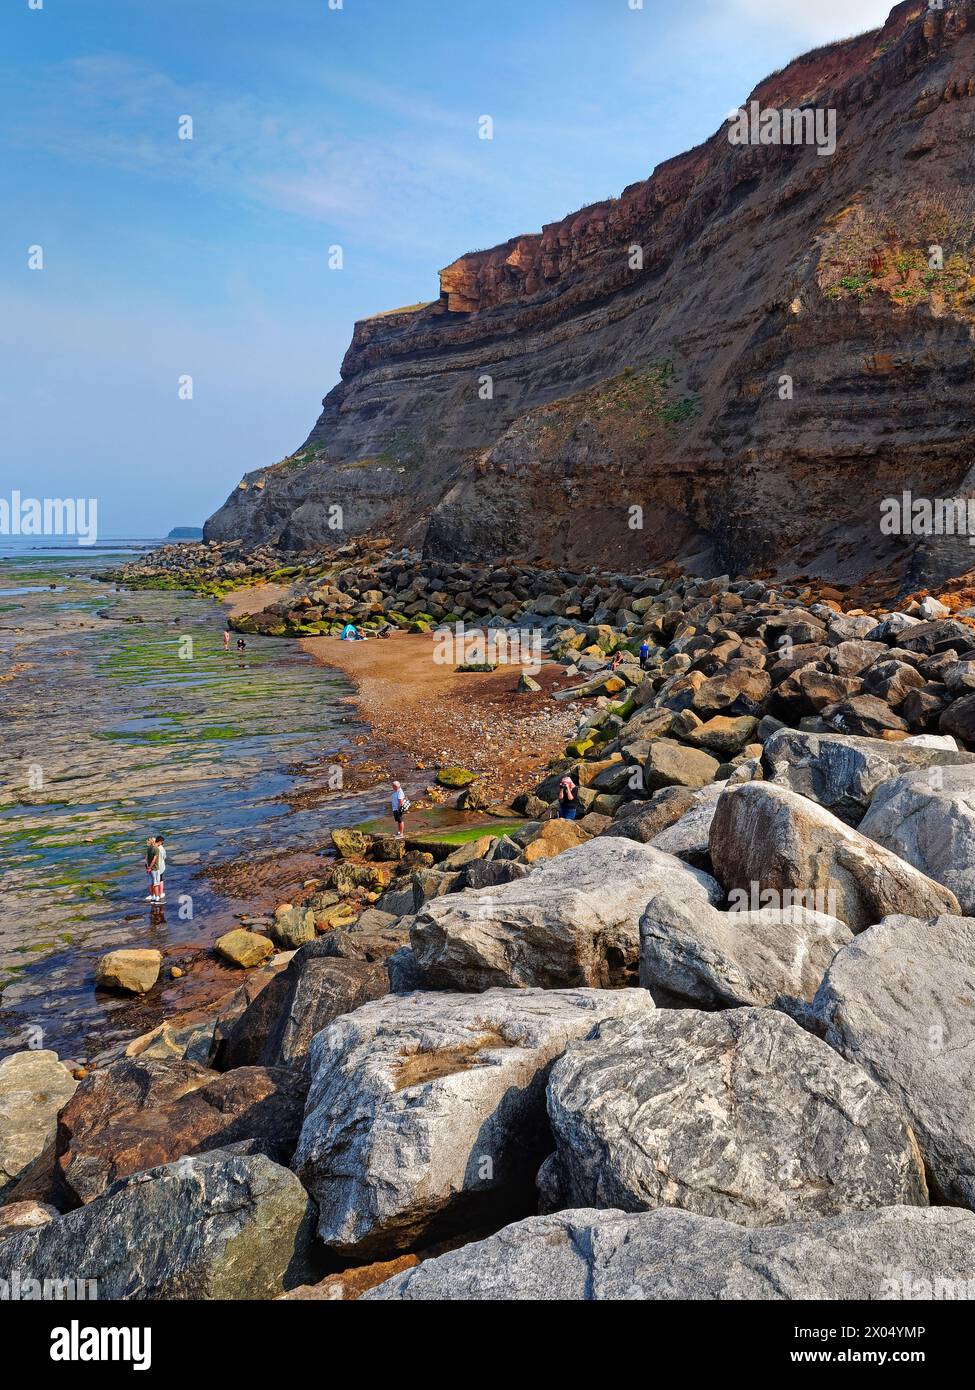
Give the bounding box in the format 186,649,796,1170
0,540,382,1061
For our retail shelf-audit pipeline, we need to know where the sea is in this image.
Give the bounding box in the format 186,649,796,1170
0,535,381,1061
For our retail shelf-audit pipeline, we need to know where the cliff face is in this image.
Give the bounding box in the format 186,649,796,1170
205,1,975,584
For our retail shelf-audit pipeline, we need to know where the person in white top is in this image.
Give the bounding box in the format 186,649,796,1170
390,782,409,838
146,835,167,903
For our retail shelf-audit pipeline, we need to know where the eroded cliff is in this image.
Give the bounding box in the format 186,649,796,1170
205,1,975,584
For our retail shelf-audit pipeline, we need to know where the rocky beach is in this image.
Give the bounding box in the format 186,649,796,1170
6,0,975,1326
6,533,975,1303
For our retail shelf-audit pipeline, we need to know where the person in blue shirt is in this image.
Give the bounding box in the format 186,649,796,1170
639,639,651,670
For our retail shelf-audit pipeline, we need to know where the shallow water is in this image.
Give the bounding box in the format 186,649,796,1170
0,553,382,1061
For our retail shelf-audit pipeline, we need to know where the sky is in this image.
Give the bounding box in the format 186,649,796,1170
1,0,897,538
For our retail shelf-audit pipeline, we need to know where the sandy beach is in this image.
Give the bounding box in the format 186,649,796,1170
224,584,584,804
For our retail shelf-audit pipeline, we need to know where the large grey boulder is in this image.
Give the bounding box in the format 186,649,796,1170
639,894,851,1010
813,915,975,1206
859,765,975,913
541,1008,926,1226
0,1051,77,1198
218,941,390,1072
598,787,695,843
410,838,721,990
364,1205,975,1301
0,1151,318,1299
761,727,975,824
647,782,726,870
293,987,654,1259
709,781,959,933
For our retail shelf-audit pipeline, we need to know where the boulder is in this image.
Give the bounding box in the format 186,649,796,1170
644,740,721,792
269,906,317,951
330,827,368,858
761,727,975,824
598,787,695,843
797,669,863,713
0,1152,318,1300
219,942,390,1072
639,893,851,1009
435,768,477,789
646,782,726,870
411,838,721,990
364,1206,975,1301
862,659,925,707
54,1058,308,1204
542,1008,926,1225
523,820,589,862
691,668,770,718
859,765,975,913
895,618,975,656
457,859,530,890
294,987,654,1259
813,915,975,1206
370,835,406,862
828,640,890,676
683,715,758,757
821,694,909,738
278,1253,420,1300
941,692,975,745
709,781,959,933
125,1019,216,1066
214,929,274,969
207,959,292,1067
0,1200,58,1240
903,683,950,731
441,835,495,869
0,1051,77,1198
95,949,161,995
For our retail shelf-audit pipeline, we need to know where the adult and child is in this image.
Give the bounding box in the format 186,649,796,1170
143,835,166,903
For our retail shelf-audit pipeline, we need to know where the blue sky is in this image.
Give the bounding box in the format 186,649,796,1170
1,0,895,537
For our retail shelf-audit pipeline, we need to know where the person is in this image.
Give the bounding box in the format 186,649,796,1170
391,781,410,838
223,628,230,649
340,623,365,641
153,835,167,903
143,837,155,899
558,775,578,820
236,638,247,652
639,639,651,671
610,650,624,673
145,835,166,903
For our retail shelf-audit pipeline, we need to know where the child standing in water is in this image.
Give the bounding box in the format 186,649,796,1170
145,835,167,903
143,838,155,900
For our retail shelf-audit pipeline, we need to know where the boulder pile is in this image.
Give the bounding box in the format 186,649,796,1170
7,563,975,1301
